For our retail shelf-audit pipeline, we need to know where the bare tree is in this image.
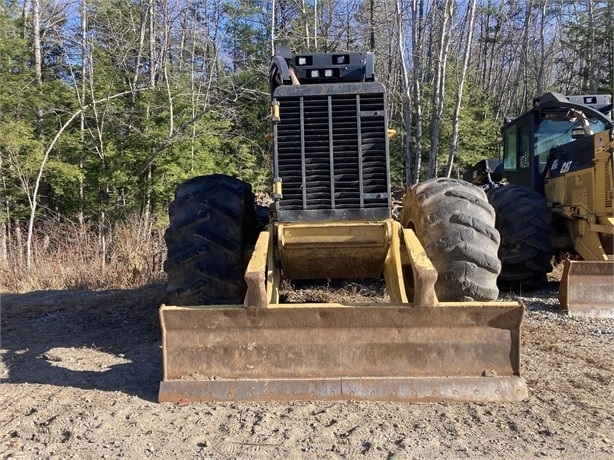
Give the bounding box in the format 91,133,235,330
24,87,149,271
427,0,453,179
271,0,276,54
410,0,425,185
78,0,88,230
32,0,43,138
0,151,7,264
396,0,412,186
445,0,476,178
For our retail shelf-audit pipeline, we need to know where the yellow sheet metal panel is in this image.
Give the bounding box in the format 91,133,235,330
277,221,391,279
266,228,281,305
244,231,269,309
382,221,409,304
402,228,438,307
593,128,613,214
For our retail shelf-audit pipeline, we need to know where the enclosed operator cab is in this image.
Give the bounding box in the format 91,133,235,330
501,92,613,195
498,92,614,317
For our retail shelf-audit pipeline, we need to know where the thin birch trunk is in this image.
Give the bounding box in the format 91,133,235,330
519,0,534,109
396,0,413,187
149,0,156,88
78,0,87,230
427,0,453,179
445,0,476,178
271,0,276,55
27,0,43,270
32,0,43,138
0,151,7,264
411,0,424,185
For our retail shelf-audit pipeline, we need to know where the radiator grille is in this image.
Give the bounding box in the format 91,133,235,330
273,85,390,221
606,156,612,208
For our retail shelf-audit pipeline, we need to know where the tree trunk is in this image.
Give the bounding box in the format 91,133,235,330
32,0,43,138
15,219,23,267
78,0,87,231
411,0,425,185
586,0,596,92
149,0,156,88
427,0,453,179
0,148,6,265
396,0,413,187
21,0,31,39
27,0,43,271
534,0,547,96
519,0,534,109
0,222,7,265
271,0,276,55
445,0,476,178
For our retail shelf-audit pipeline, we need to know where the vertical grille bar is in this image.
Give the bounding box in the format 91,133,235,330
300,96,307,209
273,82,390,221
606,155,612,208
356,95,364,209
328,95,336,210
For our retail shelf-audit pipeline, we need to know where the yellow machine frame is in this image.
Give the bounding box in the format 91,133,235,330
159,222,527,403
545,128,614,317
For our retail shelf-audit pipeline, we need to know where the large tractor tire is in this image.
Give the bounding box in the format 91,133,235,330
164,174,256,306
401,178,501,301
487,185,554,291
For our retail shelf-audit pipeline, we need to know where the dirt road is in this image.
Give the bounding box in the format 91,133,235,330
1,283,613,459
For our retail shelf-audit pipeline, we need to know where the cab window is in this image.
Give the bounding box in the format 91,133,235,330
518,123,531,169
503,126,517,171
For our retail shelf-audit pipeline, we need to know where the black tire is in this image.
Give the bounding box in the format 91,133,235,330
401,178,501,301
487,185,553,291
164,174,256,305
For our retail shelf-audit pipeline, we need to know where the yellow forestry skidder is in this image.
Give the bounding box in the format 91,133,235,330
465,92,614,318
157,47,527,403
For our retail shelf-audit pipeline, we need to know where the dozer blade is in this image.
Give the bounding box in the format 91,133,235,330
559,259,614,318
159,301,527,403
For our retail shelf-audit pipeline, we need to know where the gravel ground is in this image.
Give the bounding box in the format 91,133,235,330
1,279,613,459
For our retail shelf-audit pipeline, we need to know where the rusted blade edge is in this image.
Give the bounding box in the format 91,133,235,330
159,376,528,403
559,260,614,318
564,306,614,319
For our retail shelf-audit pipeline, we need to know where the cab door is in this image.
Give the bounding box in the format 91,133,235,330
502,115,535,188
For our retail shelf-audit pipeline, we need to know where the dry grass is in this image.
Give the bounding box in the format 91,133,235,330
0,217,588,298
0,217,166,293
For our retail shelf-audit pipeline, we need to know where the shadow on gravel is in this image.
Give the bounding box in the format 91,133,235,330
0,284,165,402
